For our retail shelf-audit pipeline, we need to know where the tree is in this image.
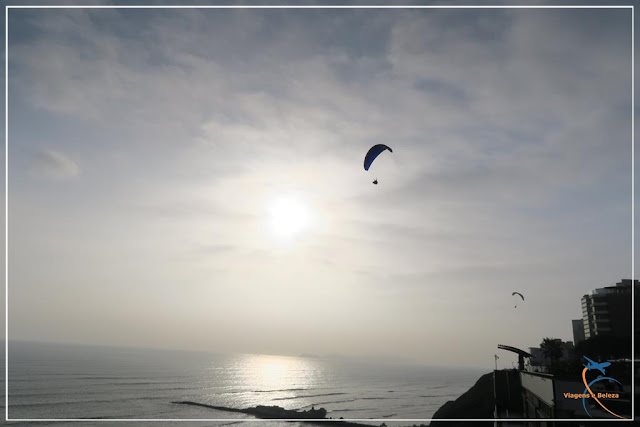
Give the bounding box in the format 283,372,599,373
575,335,631,361
540,337,564,364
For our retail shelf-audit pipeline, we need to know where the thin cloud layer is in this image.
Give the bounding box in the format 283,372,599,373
6,7,633,366
31,148,81,180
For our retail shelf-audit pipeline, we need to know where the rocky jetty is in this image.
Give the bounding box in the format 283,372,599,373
248,404,327,419
173,401,375,426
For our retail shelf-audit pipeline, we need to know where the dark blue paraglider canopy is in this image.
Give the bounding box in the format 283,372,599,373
364,144,393,171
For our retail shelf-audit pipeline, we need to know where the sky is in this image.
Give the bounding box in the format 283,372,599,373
2,2,636,368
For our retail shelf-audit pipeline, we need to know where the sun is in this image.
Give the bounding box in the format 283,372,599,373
267,195,312,240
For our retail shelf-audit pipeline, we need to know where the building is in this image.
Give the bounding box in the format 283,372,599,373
528,347,546,367
528,339,574,369
520,369,632,421
571,319,585,344
581,279,636,340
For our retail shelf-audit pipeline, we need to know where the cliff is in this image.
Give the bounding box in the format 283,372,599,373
429,372,494,426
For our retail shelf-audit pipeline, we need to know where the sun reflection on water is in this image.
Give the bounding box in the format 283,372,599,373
242,354,319,390
228,354,324,409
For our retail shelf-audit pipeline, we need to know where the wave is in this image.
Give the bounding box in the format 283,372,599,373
296,395,397,409
9,375,151,381
397,402,424,409
78,381,186,390
418,393,460,398
72,376,156,380
210,387,309,396
299,398,359,407
331,407,378,412
254,388,307,393
216,388,309,396
8,395,166,408
272,392,347,401
10,385,195,398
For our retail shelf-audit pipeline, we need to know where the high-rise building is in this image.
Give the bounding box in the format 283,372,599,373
581,279,636,339
571,319,585,344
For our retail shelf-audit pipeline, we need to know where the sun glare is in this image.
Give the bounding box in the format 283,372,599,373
267,195,312,240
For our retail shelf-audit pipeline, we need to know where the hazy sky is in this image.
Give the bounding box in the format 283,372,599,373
3,3,636,368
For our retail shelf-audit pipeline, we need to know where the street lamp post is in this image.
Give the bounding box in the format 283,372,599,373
493,354,499,427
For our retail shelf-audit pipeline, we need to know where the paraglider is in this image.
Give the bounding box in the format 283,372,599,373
364,144,392,184
512,292,524,308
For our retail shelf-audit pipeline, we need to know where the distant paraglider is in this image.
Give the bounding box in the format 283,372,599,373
512,292,524,308
364,144,392,184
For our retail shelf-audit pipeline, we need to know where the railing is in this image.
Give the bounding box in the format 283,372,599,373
521,371,555,408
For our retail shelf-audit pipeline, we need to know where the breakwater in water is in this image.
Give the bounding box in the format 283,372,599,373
173,401,379,426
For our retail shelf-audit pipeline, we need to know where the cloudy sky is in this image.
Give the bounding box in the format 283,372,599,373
3,3,635,368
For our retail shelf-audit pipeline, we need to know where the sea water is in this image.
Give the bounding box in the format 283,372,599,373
4,341,485,425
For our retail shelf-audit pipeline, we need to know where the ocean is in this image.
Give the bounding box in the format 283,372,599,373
4,341,486,425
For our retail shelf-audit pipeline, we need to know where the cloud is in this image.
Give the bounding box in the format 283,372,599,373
10,9,630,183
6,7,633,362
31,149,80,179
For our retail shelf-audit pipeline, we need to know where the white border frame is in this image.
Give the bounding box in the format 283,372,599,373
4,3,635,423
